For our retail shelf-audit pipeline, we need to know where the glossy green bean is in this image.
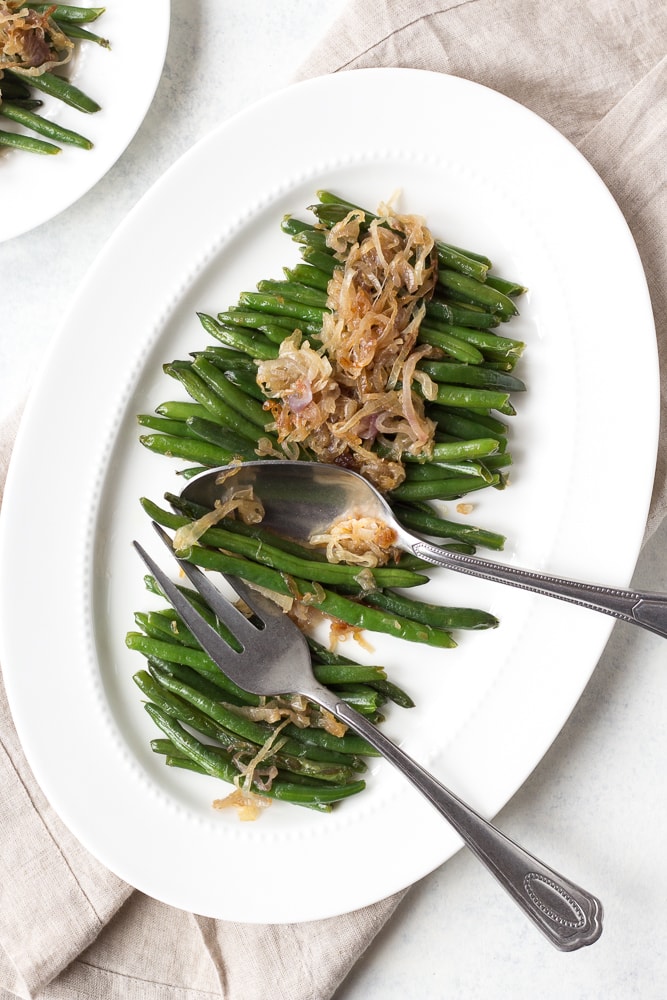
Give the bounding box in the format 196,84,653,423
0,102,92,148
198,312,278,360
144,704,365,808
394,503,506,551
390,475,499,502
191,355,268,428
364,590,498,631
143,500,428,590
173,544,457,648
144,668,363,781
7,69,100,113
0,128,59,154
25,4,105,21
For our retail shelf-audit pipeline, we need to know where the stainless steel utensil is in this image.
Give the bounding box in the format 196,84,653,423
181,460,667,638
134,522,603,951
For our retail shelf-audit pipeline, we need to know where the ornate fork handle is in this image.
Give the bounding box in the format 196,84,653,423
410,540,667,638
327,696,603,952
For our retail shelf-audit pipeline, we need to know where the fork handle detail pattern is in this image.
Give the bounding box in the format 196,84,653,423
410,539,667,638
330,698,603,952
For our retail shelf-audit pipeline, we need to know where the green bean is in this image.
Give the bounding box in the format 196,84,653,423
327,686,384,715
432,384,514,415
145,653,365,766
158,745,350,788
426,299,500,330
185,416,261,457
126,631,259,703
405,460,495,484
191,355,269,429
145,668,362,781
137,414,199,438
305,638,415,708
427,321,525,360
163,494,330,564
0,74,31,99
141,570,244,654
443,243,492,268
256,279,330,309
280,214,313,238
152,665,375,759
408,438,500,464
143,496,428,590
310,193,491,282
311,195,527,305
134,610,198,648
155,400,211,421
198,312,278,360
191,525,424,590
144,705,365,809
135,556,401,685
417,327,488,365
0,128,59,154
430,404,508,438
418,360,526,393
139,433,239,468
218,309,321,337
161,749,333,791
394,503,506,550
438,269,518,319
25,4,106,22
173,544,457,648
238,291,327,327
192,345,259,370
289,226,330,253
485,274,528,297
7,69,100,113
54,19,110,46
283,263,331,292
134,669,243,746
301,246,338,275
480,452,513,472
420,328,485,365
219,368,266,402
0,102,92,148
163,362,264,441
390,475,499,502
147,650,246,702
280,720,379,757
7,96,44,109
364,590,499,631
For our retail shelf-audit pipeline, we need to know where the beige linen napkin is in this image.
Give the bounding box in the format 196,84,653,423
1,2,665,997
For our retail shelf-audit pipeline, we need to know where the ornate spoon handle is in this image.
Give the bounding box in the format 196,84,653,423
409,539,667,638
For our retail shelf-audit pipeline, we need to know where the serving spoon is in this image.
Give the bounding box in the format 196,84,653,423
181,459,667,639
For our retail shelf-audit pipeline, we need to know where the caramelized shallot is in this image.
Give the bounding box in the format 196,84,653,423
257,203,439,491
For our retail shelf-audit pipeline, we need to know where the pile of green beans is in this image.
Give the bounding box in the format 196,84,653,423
0,5,107,156
131,192,528,809
127,573,419,811
138,190,525,521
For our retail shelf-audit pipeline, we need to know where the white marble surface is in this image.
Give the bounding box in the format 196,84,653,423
3,4,666,997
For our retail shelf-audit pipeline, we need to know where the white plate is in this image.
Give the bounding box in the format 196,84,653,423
0,69,658,923
0,0,170,242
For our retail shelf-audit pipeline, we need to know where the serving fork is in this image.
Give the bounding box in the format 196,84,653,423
134,522,603,951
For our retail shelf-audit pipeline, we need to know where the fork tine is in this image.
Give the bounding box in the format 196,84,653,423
133,538,250,673
216,571,286,625
139,522,258,646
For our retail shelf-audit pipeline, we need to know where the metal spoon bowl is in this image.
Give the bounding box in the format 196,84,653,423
181,460,667,638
